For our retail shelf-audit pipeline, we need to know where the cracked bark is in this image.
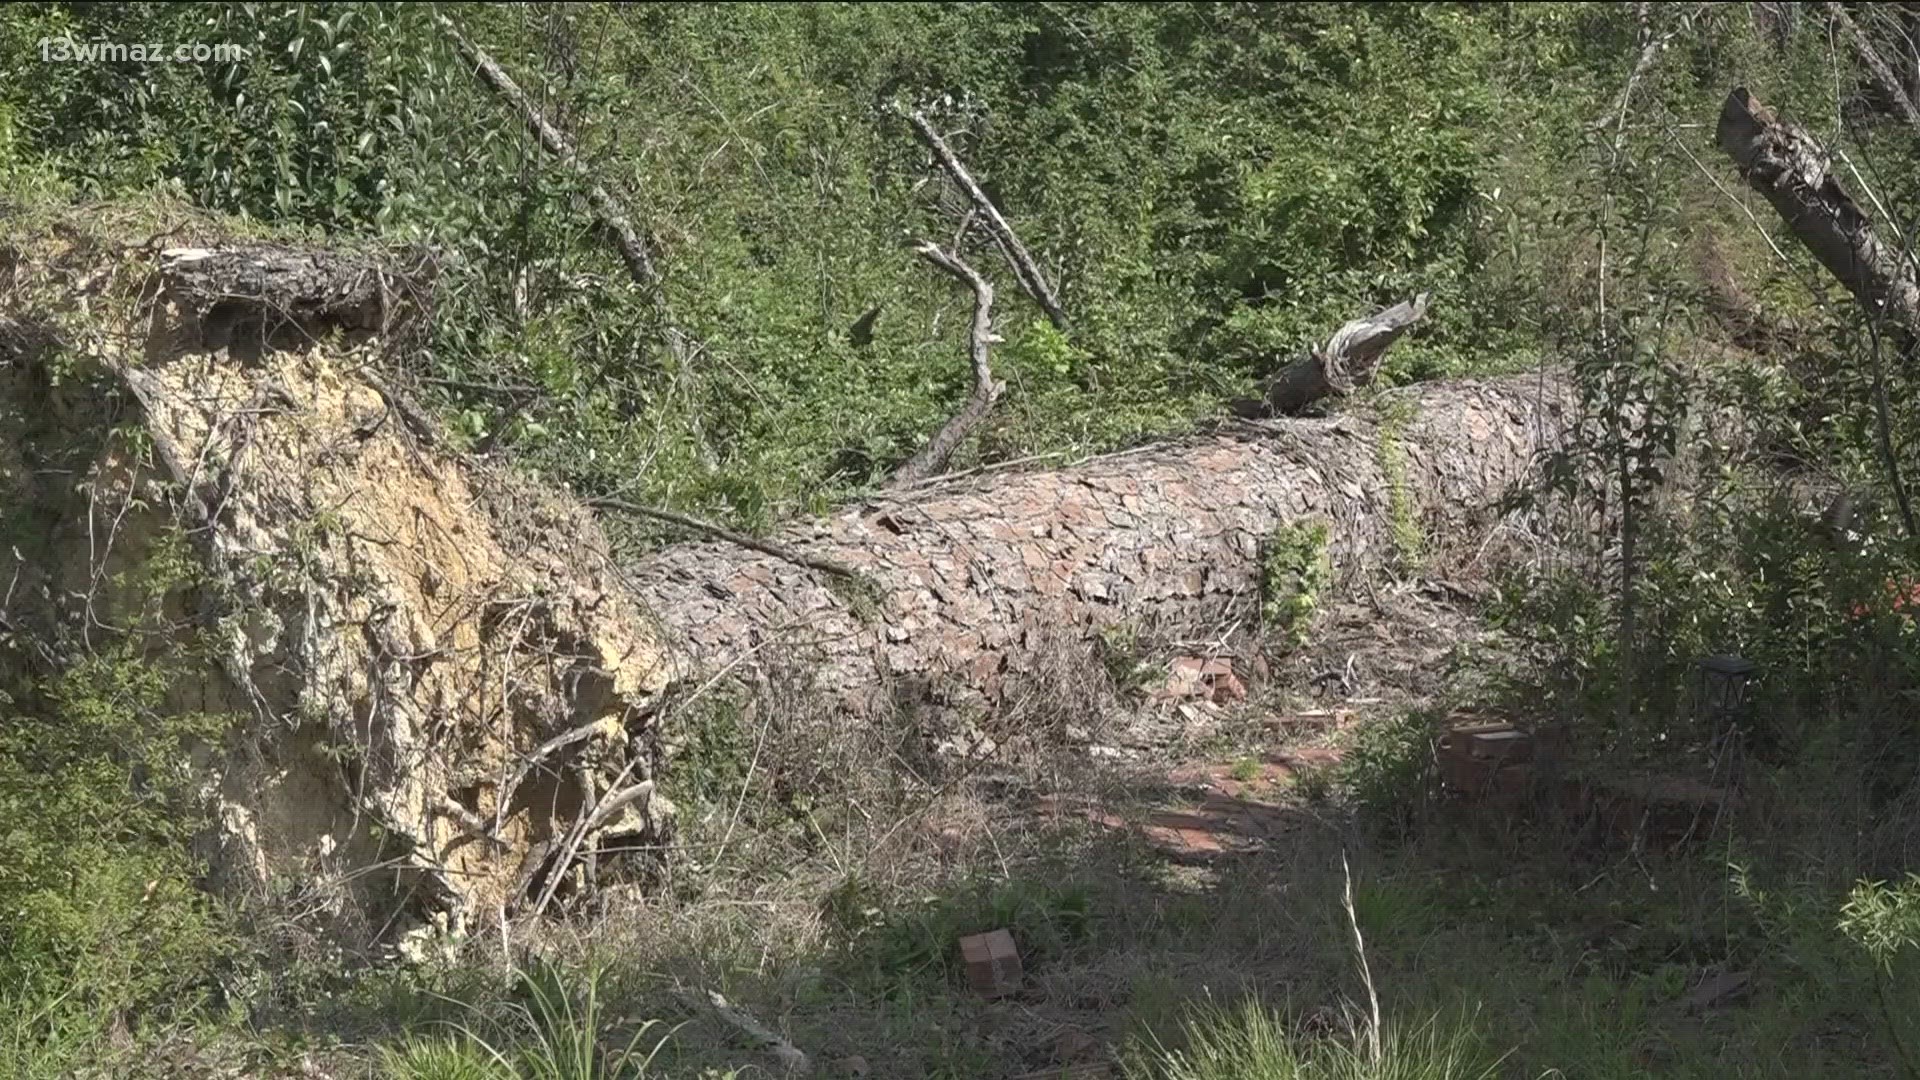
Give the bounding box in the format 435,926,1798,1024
630,376,1566,710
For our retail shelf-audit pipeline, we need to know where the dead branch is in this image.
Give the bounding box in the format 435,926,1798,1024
887,243,1003,489
903,108,1067,330
438,794,506,852
673,987,813,1075
1718,86,1920,539
1829,3,1920,138
1716,87,1920,333
525,766,656,921
490,714,624,839
589,498,861,580
1247,293,1432,416
435,14,693,364
583,779,656,834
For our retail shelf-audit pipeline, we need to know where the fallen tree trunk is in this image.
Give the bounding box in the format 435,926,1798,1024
629,375,1564,710
1716,86,1920,332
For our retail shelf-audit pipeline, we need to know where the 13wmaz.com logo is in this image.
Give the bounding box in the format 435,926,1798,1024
38,37,249,63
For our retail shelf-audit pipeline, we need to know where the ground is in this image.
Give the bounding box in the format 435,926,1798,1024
137,581,1906,1079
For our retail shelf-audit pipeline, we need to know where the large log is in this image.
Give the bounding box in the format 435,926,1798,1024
630,375,1564,709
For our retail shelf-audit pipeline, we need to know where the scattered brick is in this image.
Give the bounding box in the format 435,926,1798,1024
958,929,1023,998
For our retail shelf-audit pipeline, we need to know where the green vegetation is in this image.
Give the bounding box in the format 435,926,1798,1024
1374,399,1424,574
377,960,685,1080
1123,1002,1500,1080
10,0,1920,1076
1262,520,1334,649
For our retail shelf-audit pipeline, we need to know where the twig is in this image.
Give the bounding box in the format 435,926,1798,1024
437,794,507,852
1864,312,1920,539
902,107,1068,329
674,987,812,1075
886,242,1003,488
588,497,861,580
526,762,638,921
491,714,624,840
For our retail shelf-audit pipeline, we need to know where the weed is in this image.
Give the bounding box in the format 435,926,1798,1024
378,957,686,1080
1374,398,1425,574
1337,710,1434,817
1262,520,1333,650
1122,999,1502,1080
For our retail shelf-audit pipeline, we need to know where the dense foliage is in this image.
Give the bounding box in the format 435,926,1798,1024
0,1,1757,526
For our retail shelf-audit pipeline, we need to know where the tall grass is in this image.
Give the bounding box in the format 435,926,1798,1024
1124,1000,1502,1080
0,993,105,1080
378,958,689,1080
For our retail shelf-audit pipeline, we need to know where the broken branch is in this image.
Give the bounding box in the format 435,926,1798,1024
673,987,812,1075
887,243,1003,489
1715,86,1920,335
436,14,693,364
490,714,624,840
1828,3,1920,140
904,107,1067,330
1251,293,1432,416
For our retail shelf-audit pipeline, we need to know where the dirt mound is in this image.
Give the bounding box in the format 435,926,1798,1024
1,225,680,949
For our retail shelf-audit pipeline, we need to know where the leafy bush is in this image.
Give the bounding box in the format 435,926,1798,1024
0,611,232,1021
1261,520,1333,650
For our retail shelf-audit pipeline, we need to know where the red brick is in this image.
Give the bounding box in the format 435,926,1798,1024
958,929,1022,998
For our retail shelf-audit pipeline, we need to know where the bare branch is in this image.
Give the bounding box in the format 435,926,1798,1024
1829,3,1920,138
490,714,623,840
673,987,813,1075
887,243,1003,489
903,108,1068,330
435,13,694,363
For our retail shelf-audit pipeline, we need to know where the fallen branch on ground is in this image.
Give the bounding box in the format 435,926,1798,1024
589,498,861,580
673,987,813,1075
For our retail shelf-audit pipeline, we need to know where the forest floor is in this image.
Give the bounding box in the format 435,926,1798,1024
150,583,1903,1079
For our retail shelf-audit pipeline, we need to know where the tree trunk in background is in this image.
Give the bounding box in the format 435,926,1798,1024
1716,87,1920,336
629,376,1565,710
